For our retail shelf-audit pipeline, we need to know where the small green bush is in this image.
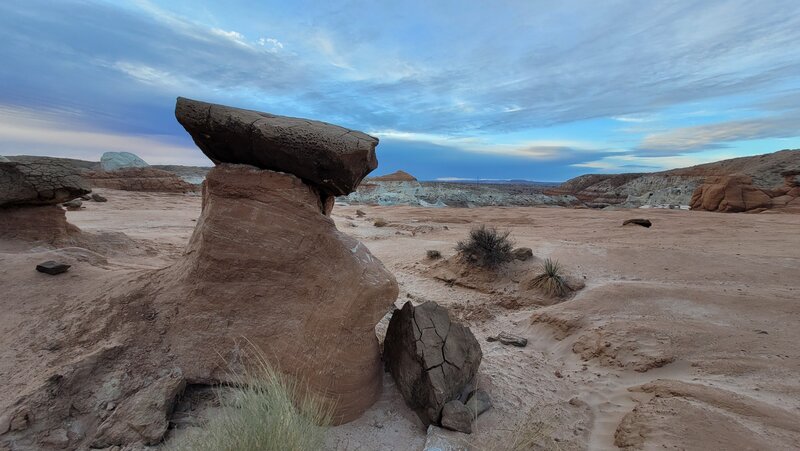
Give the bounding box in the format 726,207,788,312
456,225,514,269
167,343,333,451
529,258,567,297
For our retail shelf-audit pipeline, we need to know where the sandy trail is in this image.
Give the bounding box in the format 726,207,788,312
2,189,799,450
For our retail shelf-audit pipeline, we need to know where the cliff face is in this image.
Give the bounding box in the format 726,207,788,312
549,149,800,209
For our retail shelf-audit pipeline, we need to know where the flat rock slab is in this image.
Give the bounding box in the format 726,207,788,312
36,261,71,275
623,218,652,228
175,97,379,196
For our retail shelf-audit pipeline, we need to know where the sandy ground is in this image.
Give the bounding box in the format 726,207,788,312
2,189,799,450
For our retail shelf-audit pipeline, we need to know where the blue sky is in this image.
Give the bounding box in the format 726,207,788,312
1,0,799,181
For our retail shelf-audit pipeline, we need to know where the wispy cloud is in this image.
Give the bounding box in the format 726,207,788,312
637,114,800,154
0,104,204,165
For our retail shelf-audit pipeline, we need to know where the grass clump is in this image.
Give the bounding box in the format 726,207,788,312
456,225,514,269
426,249,442,259
529,258,567,297
168,344,333,451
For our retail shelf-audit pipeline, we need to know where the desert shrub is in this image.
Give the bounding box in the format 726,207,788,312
456,225,514,269
168,344,333,451
426,249,442,259
373,218,388,227
529,258,567,297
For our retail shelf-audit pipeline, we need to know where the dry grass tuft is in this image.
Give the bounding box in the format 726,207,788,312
167,343,333,451
529,258,568,297
456,225,514,269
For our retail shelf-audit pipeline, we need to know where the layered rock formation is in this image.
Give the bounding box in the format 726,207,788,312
175,97,379,196
0,160,89,242
550,149,800,209
84,167,198,193
0,99,397,449
690,171,800,212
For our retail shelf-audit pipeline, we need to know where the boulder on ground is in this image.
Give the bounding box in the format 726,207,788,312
91,193,108,202
1,160,91,206
383,301,482,426
100,152,149,172
487,332,528,347
175,97,379,196
62,199,82,210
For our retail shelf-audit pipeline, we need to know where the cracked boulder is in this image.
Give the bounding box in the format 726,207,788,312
383,301,482,426
175,97,379,196
1,160,91,207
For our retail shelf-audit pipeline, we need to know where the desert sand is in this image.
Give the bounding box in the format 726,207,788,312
2,189,799,450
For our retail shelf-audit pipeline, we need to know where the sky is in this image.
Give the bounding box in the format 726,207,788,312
1,1,800,182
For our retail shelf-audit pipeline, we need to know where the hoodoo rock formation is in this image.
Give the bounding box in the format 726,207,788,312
175,96,379,197
0,100,397,449
0,160,89,242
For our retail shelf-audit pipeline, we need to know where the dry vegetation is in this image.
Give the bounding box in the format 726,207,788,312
528,258,567,297
456,225,514,269
168,344,333,451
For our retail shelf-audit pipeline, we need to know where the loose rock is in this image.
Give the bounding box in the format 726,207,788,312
441,400,473,434
427,250,442,259
383,301,483,426
511,247,533,261
62,199,82,210
487,332,528,347
91,193,108,202
36,261,71,275
464,389,492,417
622,218,651,228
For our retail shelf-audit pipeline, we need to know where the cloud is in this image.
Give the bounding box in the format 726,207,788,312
0,104,205,165
636,115,800,154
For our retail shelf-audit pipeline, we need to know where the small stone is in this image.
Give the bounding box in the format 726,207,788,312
622,218,651,228
106,401,116,411
80,194,91,201
374,218,388,227
36,261,71,275
427,250,442,259
356,209,366,217
486,332,527,347
440,400,473,434
511,247,533,261
91,193,108,202
62,199,82,210
464,389,492,418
